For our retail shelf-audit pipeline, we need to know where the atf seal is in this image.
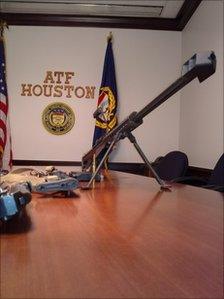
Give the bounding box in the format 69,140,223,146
42,102,75,135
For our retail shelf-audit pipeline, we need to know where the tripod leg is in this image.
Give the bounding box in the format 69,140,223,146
81,134,119,190
127,133,171,190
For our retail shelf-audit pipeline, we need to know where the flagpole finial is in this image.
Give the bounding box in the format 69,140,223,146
107,32,113,43
0,20,9,38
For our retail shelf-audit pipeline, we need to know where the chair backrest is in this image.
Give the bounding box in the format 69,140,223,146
208,153,224,186
155,151,188,181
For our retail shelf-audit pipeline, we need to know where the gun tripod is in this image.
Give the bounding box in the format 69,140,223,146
82,131,170,190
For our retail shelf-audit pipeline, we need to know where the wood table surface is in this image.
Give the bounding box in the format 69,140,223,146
0,171,223,298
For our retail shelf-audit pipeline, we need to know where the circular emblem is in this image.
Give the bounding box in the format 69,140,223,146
42,102,75,135
95,87,117,130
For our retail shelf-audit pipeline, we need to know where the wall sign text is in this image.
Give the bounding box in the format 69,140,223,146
21,71,96,99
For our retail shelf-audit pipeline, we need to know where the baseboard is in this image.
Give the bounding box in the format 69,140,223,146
12,160,212,179
185,166,212,180
12,160,81,166
108,162,149,176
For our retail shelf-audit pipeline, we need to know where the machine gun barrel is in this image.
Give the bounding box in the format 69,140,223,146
135,51,216,123
82,51,216,171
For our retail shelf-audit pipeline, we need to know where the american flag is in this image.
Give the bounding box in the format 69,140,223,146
0,36,12,170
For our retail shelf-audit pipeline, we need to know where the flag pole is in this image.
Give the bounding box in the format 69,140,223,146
92,154,96,188
104,31,113,170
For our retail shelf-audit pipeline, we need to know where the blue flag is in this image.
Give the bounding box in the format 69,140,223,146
92,37,117,148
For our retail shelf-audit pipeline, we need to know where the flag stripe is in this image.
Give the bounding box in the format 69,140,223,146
0,110,7,124
0,100,8,115
0,128,5,145
0,119,7,144
0,92,7,103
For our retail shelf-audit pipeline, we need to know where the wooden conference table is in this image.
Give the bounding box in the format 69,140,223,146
0,171,223,298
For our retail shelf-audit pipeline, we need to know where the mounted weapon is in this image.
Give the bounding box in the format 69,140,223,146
81,51,216,189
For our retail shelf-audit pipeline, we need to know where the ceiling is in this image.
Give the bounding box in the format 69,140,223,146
1,1,184,18
0,0,202,31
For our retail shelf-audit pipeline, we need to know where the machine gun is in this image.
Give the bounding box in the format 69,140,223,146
81,51,216,189
33,178,78,196
0,182,32,221
29,167,79,196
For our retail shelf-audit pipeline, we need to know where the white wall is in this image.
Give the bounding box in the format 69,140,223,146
6,2,222,168
5,27,182,163
180,1,223,168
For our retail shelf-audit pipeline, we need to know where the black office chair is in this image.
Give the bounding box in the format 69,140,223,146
207,154,224,190
153,151,189,181
176,153,224,192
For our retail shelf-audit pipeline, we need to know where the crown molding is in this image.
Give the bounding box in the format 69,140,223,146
1,0,202,31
